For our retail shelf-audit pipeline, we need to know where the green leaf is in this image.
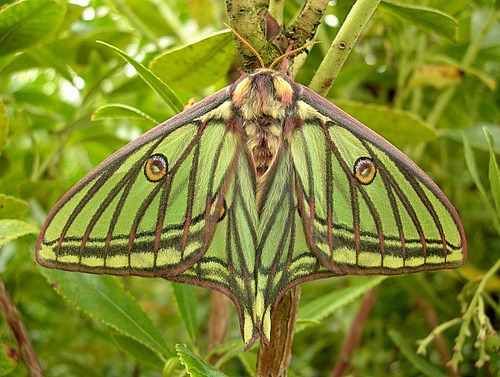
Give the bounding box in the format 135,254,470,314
485,128,500,219
0,194,29,220
150,31,237,92
0,0,66,57
463,133,500,234
333,100,437,148
0,219,38,247
0,99,6,157
0,344,17,376
176,344,228,377
40,270,174,359
96,41,184,113
388,330,447,377
92,104,159,124
380,0,458,42
112,334,165,369
441,125,500,154
426,55,497,91
187,0,214,28
171,283,198,343
296,276,386,332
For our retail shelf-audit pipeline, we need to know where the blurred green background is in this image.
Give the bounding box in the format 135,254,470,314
0,0,498,376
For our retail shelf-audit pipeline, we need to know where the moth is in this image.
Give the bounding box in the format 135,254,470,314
36,65,467,348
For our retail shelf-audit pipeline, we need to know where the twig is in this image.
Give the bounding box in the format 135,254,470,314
0,275,44,376
256,286,300,377
207,291,230,364
416,298,458,377
329,286,378,377
286,0,329,50
309,0,381,96
449,258,500,372
226,0,275,69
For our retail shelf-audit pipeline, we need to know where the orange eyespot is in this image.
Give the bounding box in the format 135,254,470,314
354,157,376,185
144,154,168,182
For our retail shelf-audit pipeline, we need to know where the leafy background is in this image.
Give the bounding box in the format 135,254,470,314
0,0,499,376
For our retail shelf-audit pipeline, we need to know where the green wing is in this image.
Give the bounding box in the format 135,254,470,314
288,87,466,277
37,90,239,277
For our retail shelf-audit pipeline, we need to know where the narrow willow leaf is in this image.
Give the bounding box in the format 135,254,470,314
296,276,386,332
0,99,6,157
408,65,462,89
426,55,496,91
0,220,38,247
92,104,159,124
150,31,237,92
334,100,437,147
380,0,458,42
171,283,198,343
40,270,174,358
0,194,29,220
463,133,500,234
485,128,500,219
441,125,500,154
112,334,166,369
176,344,228,377
96,41,183,112
0,0,66,56
389,329,447,377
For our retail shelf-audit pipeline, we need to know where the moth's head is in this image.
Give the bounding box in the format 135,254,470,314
231,70,297,119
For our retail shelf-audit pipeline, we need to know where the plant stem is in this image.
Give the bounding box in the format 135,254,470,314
226,0,274,70
256,286,300,377
207,291,230,364
0,275,44,376
286,0,329,49
449,258,500,372
417,298,458,377
329,286,378,377
309,0,381,96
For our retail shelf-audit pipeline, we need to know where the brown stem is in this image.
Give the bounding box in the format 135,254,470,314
416,297,458,377
329,286,378,377
0,275,44,376
226,0,277,69
256,286,300,377
284,0,329,49
207,291,231,364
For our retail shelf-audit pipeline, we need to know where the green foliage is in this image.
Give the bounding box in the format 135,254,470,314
334,100,436,147
40,270,173,359
380,0,458,42
150,31,237,92
0,0,67,56
0,0,498,376
176,344,228,377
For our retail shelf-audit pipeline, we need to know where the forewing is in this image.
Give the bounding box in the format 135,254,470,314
291,86,466,274
36,89,239,277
